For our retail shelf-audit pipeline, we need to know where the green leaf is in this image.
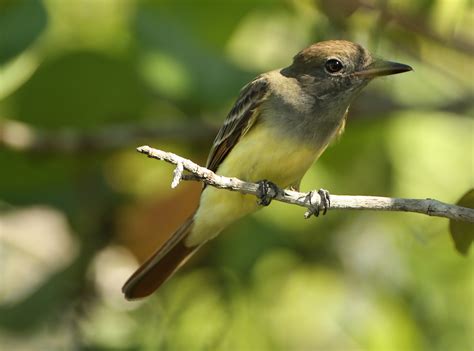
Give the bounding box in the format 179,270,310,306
0,0,47,64
449,189,474,255
11,51,149,129
134,5,254,107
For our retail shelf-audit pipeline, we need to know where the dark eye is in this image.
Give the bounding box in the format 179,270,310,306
325,59,344,73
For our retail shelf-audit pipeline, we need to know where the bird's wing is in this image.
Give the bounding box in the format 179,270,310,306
206,76,270,172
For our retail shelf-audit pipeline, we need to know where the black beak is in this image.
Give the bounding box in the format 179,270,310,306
354,60,413,78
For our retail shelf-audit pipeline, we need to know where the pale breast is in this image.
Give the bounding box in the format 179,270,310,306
187,122,323,247
216,122,320,187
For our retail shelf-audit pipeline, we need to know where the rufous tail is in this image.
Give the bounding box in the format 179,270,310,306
122,217,199,300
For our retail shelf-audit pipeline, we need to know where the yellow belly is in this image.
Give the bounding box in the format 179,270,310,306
185,123,325,247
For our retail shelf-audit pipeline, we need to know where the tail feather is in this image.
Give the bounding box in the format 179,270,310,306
122,217,199,300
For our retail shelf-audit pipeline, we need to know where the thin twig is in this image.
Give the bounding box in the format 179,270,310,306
0,120,215,153
137,145,474,223
358,0,474,55
2,93,472,154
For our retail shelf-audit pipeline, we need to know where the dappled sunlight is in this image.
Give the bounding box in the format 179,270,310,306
0,51,40,100
0,0,472,349
387,112,473,199
89,245,142,311
0,206,78,304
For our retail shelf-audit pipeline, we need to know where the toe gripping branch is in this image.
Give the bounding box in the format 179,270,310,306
257,180,279,206
304,188,331,218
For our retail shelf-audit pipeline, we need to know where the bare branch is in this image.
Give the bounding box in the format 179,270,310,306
358,0,474,55
1,94,471,154
171,161,184,188
137,145,474,223
0,119,216,153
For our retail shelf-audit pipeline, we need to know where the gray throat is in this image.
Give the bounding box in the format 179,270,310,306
261,73,352,150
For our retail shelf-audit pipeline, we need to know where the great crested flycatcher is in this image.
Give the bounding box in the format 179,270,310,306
123,40,412,299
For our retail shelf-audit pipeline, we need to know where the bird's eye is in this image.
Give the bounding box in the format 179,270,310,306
325,59,344,73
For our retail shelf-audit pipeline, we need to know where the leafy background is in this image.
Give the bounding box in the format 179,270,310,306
0,0,472,350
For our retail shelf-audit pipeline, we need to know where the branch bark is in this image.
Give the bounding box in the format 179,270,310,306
0,120,216,153
137,145,474,223
2,93,472,154
358,0,474,55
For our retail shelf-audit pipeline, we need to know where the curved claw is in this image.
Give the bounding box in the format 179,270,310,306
305,188,331,218
318,188,331,215
257,180,278,206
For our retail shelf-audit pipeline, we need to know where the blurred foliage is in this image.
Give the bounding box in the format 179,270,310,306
0,0,473,350
0,0,47,64
450,189,474,255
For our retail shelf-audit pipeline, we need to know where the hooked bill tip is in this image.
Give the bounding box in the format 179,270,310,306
354,61,413,78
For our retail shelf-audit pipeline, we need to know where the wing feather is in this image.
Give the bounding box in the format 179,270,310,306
206,76,270,172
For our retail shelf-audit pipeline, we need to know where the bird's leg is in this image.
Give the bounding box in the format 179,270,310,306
257,180,279,206
305,188,331,218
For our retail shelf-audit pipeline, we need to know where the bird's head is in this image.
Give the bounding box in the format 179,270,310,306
283,40,412,101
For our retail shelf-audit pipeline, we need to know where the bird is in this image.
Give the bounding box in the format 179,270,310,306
122,40,412,300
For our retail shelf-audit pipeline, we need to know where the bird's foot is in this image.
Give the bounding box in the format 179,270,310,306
304,188,331,218
257,180,279,206
288,185,299,192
